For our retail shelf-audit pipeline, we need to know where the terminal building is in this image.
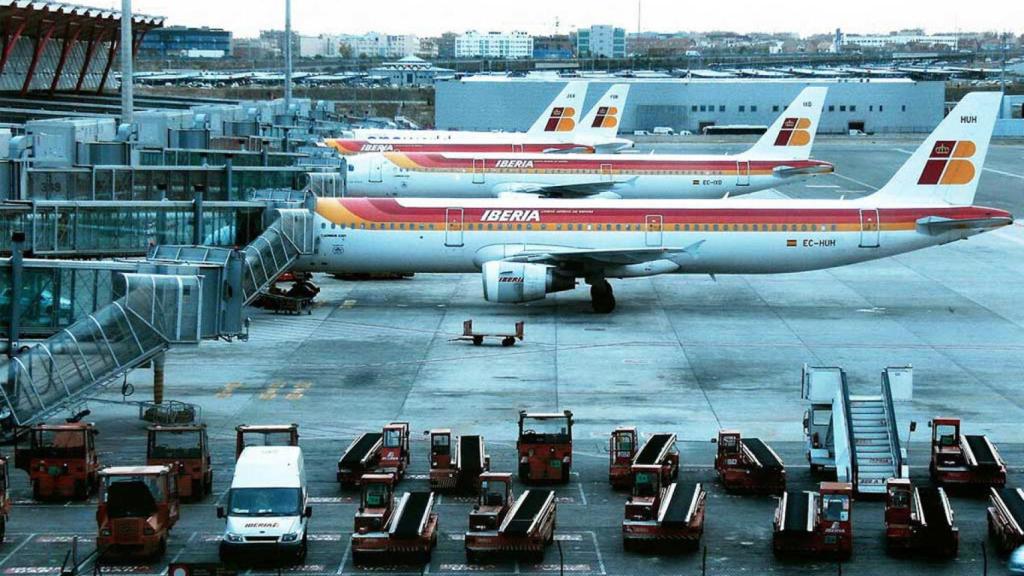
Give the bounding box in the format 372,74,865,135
435,77,946,134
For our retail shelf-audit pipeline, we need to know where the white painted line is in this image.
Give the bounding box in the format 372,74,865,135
984,167,1024,180
335,541,351,575
169,531,198,564
831,172,879,191
576,482,588,506
805,184,841,189
0,535,36,568
995,228,1024,247
588,531,607,576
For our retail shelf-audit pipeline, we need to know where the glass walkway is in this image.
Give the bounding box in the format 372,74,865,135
0,208,316,427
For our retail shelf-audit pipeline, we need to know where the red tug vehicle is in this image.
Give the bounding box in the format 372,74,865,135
622,464,707,552
338,422,411,488
96,465,180,559
15,422,100,500
464,472,557,563
517,410,573,484
773,482,853,560
608,427,637,490
146,424,213,501
884,478,959,557
987,487,1024,553
929,417,1006,489
609,430,679,490
350,473,438,565
714,429,786,495
426,429,489,492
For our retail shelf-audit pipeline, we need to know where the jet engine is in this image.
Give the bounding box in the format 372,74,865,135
482,261,575,303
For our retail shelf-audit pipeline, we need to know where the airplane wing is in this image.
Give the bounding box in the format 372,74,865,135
502,241,706,267
492,179,634,198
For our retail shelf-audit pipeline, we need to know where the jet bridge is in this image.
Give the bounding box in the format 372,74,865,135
0,208,316,428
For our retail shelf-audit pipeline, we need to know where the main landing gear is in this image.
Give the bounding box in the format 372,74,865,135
589,279,616,314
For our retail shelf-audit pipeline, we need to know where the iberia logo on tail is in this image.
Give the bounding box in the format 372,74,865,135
774,118,813,146
544,107,576,132
917,140,976,185
590,106,619,129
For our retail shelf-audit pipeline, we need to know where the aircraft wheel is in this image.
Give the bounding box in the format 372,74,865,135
590,280,616,314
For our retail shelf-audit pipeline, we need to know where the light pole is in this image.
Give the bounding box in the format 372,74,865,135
284,0,293,114
120,0,133,125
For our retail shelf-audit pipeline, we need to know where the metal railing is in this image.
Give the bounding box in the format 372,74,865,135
881,370,905,478
837,373,858,485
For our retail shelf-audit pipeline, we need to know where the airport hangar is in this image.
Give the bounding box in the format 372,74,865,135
435,77,945,135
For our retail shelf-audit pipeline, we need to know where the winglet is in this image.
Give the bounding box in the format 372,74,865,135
869,91,1001,206
742,86,827,160
527,81,588,136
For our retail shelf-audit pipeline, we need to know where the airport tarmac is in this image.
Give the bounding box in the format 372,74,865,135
5,140,1024,575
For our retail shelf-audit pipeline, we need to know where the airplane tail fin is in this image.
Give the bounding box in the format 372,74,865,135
869,91,1001,206
742,86,827,160
577,84,630,138
527,81,588,136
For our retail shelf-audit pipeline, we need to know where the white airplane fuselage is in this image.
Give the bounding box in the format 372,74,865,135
344,153,834,200
295,197,1010,277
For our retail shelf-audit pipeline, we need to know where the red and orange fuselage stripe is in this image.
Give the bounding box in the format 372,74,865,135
381,152,832,177
317,198,1007,234
324,139,593,155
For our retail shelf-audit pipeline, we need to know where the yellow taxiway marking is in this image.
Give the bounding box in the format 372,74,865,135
215,382,242,399
286,381,312,400
259,381,284,401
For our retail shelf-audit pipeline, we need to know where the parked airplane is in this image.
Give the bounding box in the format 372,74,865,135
324,82,632,155
344,87,831,200
298,92,1011,313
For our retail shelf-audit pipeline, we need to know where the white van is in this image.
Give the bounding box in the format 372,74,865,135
218,446,312,562
652,126,675,135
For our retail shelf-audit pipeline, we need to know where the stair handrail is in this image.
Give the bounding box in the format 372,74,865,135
837,371,858,485
881,369,906,478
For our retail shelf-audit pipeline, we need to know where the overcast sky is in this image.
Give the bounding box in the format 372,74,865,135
82,0,1024,38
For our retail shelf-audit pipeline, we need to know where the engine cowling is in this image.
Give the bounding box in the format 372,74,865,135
481,261,575,303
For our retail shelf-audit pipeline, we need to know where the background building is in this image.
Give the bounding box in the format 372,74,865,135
577,25,626,58
455,31,534,59
139,26,231,58
843,30,960,50
533,34,574,59
627,32,695,57
339,33,420,58
436,78,945,134
298,34,339,58
369,55,454,86
438,32,458,59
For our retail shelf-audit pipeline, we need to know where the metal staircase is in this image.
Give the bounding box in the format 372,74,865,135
848,395,896,494
802,364,906,495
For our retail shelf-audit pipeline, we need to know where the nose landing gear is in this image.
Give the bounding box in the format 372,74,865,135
589,279,616,314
